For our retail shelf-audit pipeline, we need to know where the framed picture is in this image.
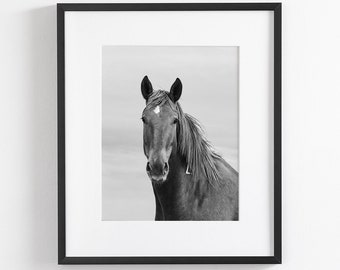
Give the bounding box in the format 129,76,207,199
58,2,282,264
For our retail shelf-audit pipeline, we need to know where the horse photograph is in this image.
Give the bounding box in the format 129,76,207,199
102,46,239,221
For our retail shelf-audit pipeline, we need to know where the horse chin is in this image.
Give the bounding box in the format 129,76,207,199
148,174,168,184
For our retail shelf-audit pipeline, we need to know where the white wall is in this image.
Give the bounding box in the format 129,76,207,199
0,0,339,269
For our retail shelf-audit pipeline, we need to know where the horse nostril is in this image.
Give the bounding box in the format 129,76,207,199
164,162,169,172
146,162,152,172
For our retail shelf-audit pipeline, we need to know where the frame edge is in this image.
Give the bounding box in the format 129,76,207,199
57,3,66,265
273,2,282,265
56,2,282,264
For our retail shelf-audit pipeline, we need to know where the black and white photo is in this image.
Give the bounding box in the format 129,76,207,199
102,46,239,221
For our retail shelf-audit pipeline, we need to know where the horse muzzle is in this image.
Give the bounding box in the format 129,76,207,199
146,161,169,183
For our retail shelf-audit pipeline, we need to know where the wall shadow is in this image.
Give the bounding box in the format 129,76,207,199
28,5,57,267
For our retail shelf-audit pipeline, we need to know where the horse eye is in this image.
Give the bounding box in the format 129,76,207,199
173,118,178,124
141,117,146,123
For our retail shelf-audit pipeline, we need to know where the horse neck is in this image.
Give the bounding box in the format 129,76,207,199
152,150,209,219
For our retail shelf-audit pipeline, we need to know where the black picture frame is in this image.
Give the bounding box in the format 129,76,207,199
58,2,282,264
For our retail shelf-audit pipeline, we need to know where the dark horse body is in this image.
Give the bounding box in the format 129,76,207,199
141,76,238,220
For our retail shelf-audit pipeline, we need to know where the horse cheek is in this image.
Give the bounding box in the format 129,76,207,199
143,126,150,158
166,126,177,158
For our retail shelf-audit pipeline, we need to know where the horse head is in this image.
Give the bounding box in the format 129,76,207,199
140,76,182,183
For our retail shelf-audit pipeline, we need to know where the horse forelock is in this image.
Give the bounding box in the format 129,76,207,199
142,90,177,115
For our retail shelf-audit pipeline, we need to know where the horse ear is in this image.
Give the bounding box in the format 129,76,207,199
141,76,153,100
169,78,182,102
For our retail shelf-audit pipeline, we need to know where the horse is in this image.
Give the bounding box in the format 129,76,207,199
140,76,239,220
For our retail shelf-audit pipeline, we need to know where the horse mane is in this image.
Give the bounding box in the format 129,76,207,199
144,90,222,187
